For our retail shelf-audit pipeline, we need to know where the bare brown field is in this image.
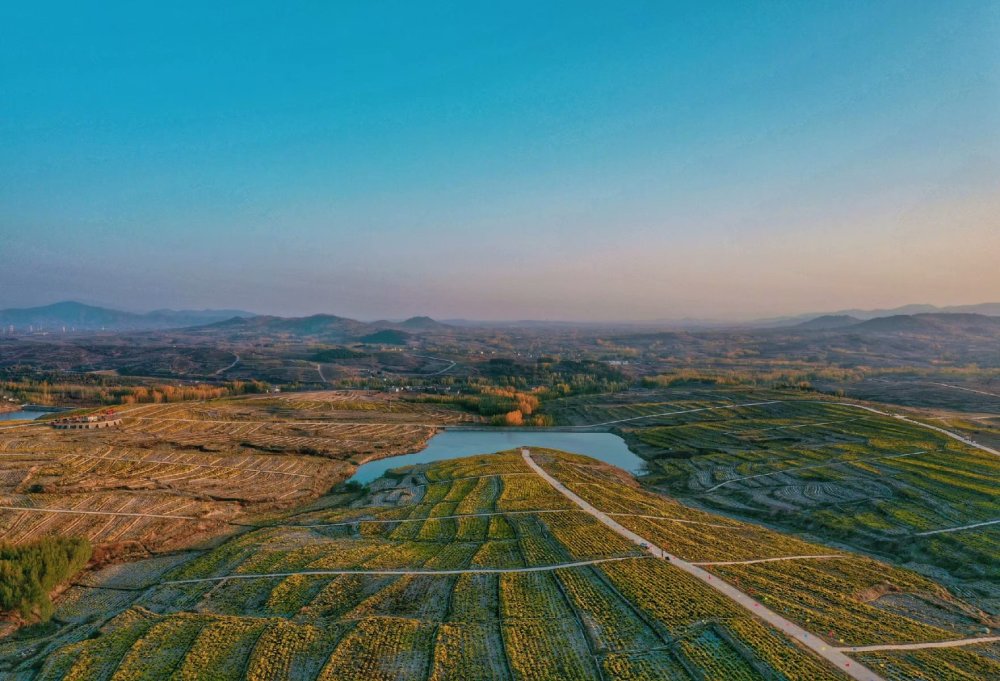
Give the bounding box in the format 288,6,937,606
0,391,475,555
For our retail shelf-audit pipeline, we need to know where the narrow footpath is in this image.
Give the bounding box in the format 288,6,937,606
841,636,1000,653
158,556,640,586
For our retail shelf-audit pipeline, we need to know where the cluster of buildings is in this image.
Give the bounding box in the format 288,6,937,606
51,411,123,430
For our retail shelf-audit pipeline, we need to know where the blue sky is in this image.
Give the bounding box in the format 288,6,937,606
2,1,998,320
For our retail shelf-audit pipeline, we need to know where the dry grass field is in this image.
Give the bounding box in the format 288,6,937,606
0,392,474,556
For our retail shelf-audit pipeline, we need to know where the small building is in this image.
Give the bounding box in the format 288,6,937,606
52,411,123,430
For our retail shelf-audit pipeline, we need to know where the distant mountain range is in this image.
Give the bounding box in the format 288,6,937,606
0,302,457,337
0,302,257,332
193,313,447,343
793,314,863,330
794,312,1000,335
3,300,998,336
759,302,1000,329
442,303,1000,330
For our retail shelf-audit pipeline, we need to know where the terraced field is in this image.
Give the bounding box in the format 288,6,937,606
811,375,1000,415
546,389,1000,615
0,392,470,553
5,450,996,680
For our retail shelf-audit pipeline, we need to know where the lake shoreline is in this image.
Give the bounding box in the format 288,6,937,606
347,428,645,485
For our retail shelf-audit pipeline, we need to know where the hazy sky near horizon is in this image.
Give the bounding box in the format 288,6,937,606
2,1,998,321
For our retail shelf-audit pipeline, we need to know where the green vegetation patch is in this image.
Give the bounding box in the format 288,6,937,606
0,536,91,620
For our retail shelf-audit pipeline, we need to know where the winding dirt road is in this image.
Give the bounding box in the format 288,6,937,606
215,353,240,375
831,401,1000,458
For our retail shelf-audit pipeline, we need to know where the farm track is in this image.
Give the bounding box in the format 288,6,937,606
123,416,444,427
0,421,45,432
157,556,645,586
914,518,1000,536
692,555,847,566
603,512,735,528
410,354,458,376
521,447,885,681
828,401,1000,458
215,353,240,375
840,635,1000,652
925,382,1000,399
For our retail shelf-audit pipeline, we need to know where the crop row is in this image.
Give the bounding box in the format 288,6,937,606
709,557,961,645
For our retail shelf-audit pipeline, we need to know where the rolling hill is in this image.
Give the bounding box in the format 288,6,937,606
0,302,256,332
794,314,862,330
794,312,1000,335
191,314,447,342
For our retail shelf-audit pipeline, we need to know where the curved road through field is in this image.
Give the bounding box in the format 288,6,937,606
411,354,457,376
520,447,884,681
215,353,240,375
830,401,1000,458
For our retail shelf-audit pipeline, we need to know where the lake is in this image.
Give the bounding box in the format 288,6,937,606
348,429,645,484
0,410,49,422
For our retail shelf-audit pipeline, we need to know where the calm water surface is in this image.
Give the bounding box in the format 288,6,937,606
348,429,645,484
0,410,48,421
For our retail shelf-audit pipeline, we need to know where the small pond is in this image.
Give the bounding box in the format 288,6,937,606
0,410,49,422
348,429,645,485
